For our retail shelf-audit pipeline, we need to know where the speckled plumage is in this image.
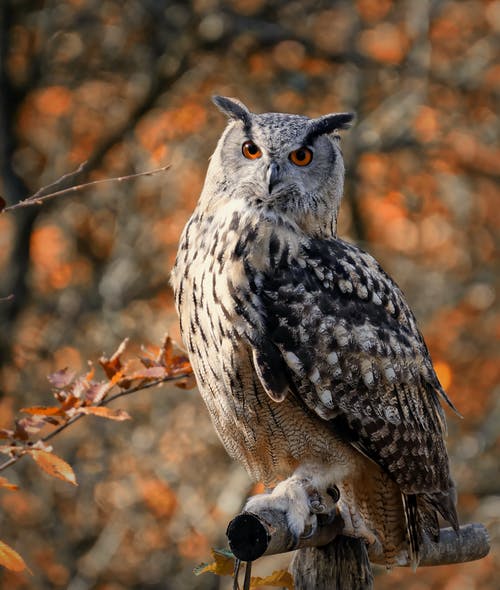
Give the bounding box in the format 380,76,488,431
171,96,458,567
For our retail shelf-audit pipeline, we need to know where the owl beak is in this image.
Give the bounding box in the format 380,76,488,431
266,162,281,193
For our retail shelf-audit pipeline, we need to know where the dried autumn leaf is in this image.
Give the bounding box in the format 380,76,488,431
174,373,197,390
124,366,167,381
15,416,46,438
83,381,112,404
172,353,190,367
20,406,65,416
60,394,81,412
0,539,30,573
85,364,95,381
78,406,131,421
138,356,158,369
171,358,192,374
0,477,18,491
0,429,14,439
27,449,77,486
194,548,235,577
158,334,174,367
47,368,76,389
251,570,294,589
99,338,129,379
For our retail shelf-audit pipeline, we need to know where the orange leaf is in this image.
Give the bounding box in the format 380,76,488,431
158,334,174,367
250,570,294,589
20,406,65,416
78,406,131,421
0,540,30,573
99,338,129,379
0,477,19,491
174,374,197,390
85,364,95,381
27,449,77,486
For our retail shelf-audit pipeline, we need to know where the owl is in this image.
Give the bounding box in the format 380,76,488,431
171,96,459,567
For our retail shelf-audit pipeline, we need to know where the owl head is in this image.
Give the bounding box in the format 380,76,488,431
203,96,354,237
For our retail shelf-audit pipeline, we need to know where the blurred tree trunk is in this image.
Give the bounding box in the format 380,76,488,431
0,2,40,369
291,537,374,590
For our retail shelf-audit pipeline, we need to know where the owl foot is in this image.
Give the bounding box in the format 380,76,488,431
244,476,339,544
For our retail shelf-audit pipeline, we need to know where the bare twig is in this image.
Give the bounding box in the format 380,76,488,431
1,164,170,213
28,161,88,201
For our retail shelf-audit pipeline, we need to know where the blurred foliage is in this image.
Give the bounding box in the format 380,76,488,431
0,0,498,588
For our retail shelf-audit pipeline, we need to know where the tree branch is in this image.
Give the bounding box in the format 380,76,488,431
227,506,490,568
1,164,170,213
0,371,191,474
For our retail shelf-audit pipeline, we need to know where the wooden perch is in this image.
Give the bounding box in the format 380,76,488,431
227,508,490,566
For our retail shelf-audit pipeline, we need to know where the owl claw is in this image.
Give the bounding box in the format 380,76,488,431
244,476,338,542
299,520,318,540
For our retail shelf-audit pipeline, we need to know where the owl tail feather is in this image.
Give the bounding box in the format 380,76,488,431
421,488,460,534
403,488,460,570
402,494,421,570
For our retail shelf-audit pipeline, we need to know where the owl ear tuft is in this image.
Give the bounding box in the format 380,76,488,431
212,96,251,126
306,112,355,141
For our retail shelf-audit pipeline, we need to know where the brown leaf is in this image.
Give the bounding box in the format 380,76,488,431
125,366,167,381
0,539,30,573
47,368,76,389
15,416,46,438
20,406,65,417
194,548,234,577
60,394,81,412
174,373,197,390
158,334,174,367
78,406,131,421
83,381,111,404
251,570,294,589
27,449,77,485
85,364,95,381
0,477,18,491
0,429,14,439
139,356,157,369
99,338,129,379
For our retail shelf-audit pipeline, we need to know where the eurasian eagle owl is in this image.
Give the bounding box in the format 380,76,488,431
171,96,459,567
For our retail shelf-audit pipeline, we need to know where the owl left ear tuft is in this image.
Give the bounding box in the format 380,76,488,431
212,96,251,126
306,112,355,141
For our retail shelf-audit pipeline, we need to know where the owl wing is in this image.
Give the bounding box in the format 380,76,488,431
253,237,457,509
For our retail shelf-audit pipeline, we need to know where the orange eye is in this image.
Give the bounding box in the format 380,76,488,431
242,141,262,160
289,147,313,166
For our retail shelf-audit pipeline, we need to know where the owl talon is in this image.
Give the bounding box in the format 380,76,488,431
299,520,318,540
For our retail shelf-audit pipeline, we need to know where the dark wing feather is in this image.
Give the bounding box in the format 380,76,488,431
254,237,457,527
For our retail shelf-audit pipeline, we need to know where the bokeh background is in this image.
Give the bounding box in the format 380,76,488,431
0,1,499,588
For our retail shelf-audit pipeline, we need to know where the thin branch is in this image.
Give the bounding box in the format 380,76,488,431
0,371,191,473
29,161,88,201
1,164,170,213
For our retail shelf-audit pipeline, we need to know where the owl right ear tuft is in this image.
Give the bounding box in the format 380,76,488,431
306,112,355,142
212,96,251,126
